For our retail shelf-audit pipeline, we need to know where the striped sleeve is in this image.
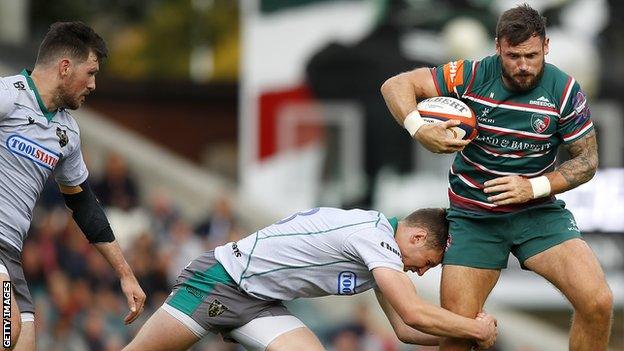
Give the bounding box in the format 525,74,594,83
431,59,474,98
557,79,594,143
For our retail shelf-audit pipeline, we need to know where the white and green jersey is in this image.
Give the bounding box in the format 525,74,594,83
214,207,403,301
431,55,593,213
0,70,88,251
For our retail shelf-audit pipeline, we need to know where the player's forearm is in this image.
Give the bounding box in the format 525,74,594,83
394,326,439,345
93,241,134,279
546,131,598,194
407,303,487,341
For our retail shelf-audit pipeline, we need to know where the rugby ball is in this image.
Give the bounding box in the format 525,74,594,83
417,97,478,140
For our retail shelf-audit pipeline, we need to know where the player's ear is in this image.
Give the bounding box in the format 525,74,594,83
543,37,549,55
495,37,501,55
410,228,428,247
58,58,71,77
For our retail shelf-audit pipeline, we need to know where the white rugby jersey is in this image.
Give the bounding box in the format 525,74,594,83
214,207,404,301
0,70,88,251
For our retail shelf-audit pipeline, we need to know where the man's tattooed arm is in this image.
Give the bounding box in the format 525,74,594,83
552,130,598,192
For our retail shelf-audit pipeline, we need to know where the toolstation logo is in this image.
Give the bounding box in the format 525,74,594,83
6,135,60,170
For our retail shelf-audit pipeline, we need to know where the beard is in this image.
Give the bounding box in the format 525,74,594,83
55,87,83,110
501,61,545,92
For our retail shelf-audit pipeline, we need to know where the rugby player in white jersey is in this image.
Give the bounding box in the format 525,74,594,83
124,207,497,351
0,22,145,350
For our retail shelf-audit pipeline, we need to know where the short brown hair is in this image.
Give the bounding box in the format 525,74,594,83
496,3,547,46
402,208,449,250
36,21,108,66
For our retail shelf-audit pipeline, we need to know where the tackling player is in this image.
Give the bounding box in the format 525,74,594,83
124,207,497,351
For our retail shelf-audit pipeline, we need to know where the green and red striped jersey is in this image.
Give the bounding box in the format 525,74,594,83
431,55,593,213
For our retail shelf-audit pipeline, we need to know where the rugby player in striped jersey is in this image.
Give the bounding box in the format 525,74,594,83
381,4,612,351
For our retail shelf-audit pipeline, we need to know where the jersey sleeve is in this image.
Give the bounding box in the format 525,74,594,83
430,59,474,98
0,78,18,121
342,228,403,272
557,80,594,144
54,133,89,186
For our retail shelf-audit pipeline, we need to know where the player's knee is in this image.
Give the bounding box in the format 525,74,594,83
591,287,614,318
440,298,479,316
577,285,613,321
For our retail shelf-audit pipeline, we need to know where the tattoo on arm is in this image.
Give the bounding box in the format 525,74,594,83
557,130,598,190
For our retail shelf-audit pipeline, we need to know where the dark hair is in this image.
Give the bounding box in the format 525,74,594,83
496,3,547,46
36,21,108,66
402,208,449,250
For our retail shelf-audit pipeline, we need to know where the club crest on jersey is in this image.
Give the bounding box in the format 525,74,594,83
530,114,550,134
337,271,357,295
56,127,69,147
6,134,60,170
207,299,228,317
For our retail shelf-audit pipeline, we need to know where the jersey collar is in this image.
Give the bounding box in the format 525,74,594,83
388,217,399,235
20,69,56,122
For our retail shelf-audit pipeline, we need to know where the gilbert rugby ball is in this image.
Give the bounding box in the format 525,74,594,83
417,97,478,140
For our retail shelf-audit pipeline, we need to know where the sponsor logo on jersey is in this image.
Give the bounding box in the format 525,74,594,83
572,91,590,125
207,299,228,317
6,134,60,170
337,271,357,295
443,60,464,92
56,127,68,147
475,134,552,152
529,96,556,108
480,107,491,118
380,241,401,258
231,242,242,257
27,117,35,125
12,82,25,90
530,114,551,133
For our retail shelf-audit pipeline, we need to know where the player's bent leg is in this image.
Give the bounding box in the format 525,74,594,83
439,265,501,351
0,271,21,351
523,238,613,351
229,315,324,351
123,306,201,351
12,317,35,351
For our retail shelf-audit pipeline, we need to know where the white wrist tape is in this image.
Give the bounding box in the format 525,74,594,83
529,176,551,198
403,110,427,136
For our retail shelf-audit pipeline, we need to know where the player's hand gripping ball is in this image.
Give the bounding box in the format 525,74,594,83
417,96,478,140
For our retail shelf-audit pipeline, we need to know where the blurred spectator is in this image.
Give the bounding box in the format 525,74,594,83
38,317,89,351
162,218,205,285
195,195,237,248
329,325,363,351
93,152,140,210
148,188,182,239
127,232,169,308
